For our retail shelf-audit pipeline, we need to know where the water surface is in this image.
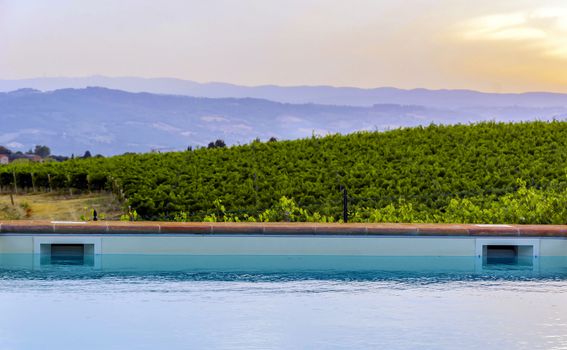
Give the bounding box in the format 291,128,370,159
1,255,566,349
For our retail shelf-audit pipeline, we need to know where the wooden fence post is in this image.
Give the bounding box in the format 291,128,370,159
31,173,36,193
12,171,17,194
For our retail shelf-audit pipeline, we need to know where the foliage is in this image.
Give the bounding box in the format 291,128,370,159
0,146,12,155
19,201,32,218
34,145,51,158
0,204,21,220
1,121,567,223
120,209,139,221
207,139,226,149
80,207,99,221
349,180,567,224
256,196,335,222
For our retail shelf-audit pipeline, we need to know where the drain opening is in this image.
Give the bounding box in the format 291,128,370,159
483,245,533,266
40,244,95,266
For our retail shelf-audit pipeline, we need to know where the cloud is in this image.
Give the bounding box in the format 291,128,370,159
460,8,567,59
151,122,181,133
6,142,24,149
0,129,45,143
0,132,20,143
277,115,306,124
90,135,114,144
200,115,228,122
230,123,253,132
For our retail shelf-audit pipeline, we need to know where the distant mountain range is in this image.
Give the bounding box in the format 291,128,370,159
1,76,567,108
1,85,566,155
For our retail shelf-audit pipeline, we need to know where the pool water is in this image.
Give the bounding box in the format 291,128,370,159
1,255,567,350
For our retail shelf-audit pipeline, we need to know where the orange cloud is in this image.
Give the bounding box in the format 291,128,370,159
460,8,567,59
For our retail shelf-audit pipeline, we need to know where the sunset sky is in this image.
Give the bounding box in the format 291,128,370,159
1,0,567,92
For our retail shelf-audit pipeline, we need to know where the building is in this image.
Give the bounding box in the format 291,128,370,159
11,154,43,163
24,154,43,162
0,154,9,165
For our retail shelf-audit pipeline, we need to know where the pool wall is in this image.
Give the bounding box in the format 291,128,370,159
0,221,566,257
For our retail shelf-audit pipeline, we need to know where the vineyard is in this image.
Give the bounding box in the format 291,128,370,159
1,121,567,224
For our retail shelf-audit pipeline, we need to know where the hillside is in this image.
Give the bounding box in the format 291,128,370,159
0,193,123,221
2,76,567,108
1,121,567,224
1,87,566,155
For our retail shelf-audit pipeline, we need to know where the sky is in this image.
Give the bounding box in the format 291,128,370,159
1,0,567,92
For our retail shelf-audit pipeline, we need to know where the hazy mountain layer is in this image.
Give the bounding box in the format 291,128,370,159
1,76,567,108
0,87,566,155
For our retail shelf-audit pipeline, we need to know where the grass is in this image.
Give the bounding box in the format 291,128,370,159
0,192,124,221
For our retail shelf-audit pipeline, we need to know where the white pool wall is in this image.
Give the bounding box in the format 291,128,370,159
0,234,566,256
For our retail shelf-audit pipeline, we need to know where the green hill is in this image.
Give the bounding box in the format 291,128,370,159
2,121,567,224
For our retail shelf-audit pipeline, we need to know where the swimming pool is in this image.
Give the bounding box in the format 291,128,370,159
1,222,567,349
1,256,567,350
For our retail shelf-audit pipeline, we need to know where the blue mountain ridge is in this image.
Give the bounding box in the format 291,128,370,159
0,86,565,155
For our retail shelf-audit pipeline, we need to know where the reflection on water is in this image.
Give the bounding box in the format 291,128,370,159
1,254,567,281
46,244,86,266
2,254,567,350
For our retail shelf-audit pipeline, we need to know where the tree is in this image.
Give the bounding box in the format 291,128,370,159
83,150,92,158
268,137,278,142
208,139,226,149
33,145,51,158
50,155,69,162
